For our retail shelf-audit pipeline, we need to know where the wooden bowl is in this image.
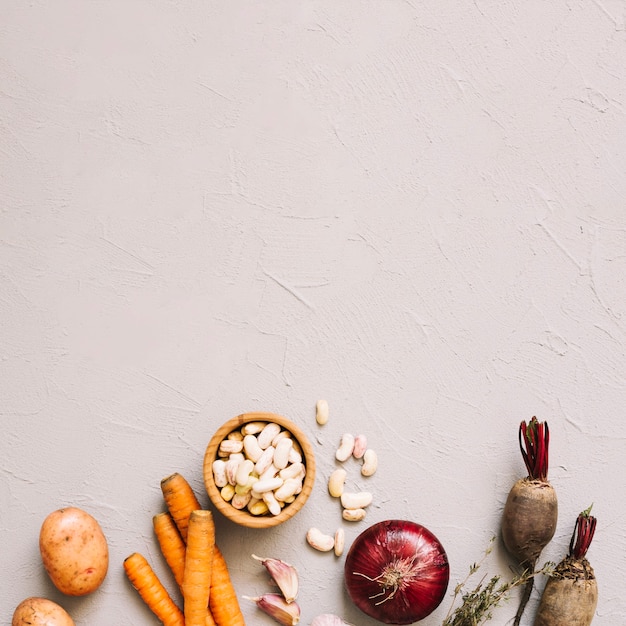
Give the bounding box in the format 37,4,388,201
203,412,316,529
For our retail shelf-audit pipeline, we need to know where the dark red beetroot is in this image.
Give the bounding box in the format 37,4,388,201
501,418,558,626
534,507,598,626
344,519,449,624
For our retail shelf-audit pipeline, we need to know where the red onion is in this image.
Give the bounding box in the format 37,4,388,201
344,519,449,624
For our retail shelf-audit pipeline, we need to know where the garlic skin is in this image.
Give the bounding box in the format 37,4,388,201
251,554,299,603
245,593,300,625
311,615,354,626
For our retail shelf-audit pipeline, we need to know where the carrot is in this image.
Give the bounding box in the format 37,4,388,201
153,511,187,592
209,545,246,626
182,509,216,626
502,417,558,626
123,552,185,626
161,471,202,542
534,506,598,626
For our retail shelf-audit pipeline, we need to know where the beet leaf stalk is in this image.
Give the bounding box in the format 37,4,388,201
533,506,598,626
501,417,558,626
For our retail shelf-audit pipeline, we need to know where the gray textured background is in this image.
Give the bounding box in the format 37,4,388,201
2,2,625,624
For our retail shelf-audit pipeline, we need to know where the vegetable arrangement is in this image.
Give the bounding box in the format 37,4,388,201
11,405,601,626
124,472,245,626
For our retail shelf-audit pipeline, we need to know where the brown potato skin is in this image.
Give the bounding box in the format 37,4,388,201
39,506,109,596
502,477,558,565
12,597,75,626
533,576,598,626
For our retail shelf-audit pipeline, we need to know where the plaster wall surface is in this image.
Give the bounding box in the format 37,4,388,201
1,2,625,625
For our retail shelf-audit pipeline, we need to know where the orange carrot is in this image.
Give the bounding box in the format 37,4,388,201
182,509,216,626
161,472,202,542
209,545,246,626
153,511,187,592
124,552,185,626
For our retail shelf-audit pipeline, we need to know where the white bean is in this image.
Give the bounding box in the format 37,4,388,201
335,433,355,462
235,458,255,486
306,527,335,552
288,448,303,465
274,477,302,502
334,528,345,556
342,508,366,522
341,491,372,510
257,422,281,449
361,449,378,477
327,468,347,498
262,491,282,516
273,437,293,470
259,462,279,481
251,477,284,496
219,439,244,455
243,434,264,462
279,461,304,481
254,445,276,475
316,399,329,425
225,453,244,485
241,421,267,435
248,498,269,516
231,491,252,510
212,459,227,488
353,434,367,459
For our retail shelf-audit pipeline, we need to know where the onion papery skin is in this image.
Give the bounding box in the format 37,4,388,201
344,519,450,624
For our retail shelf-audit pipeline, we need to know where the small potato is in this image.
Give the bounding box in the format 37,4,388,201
12,597,75,626
39,506,109,596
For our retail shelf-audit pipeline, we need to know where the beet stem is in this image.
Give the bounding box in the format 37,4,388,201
512,572,534,626
569,506,597,560
518,417,549,481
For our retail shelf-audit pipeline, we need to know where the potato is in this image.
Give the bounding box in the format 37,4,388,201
12,597,75,626
39,506,109,596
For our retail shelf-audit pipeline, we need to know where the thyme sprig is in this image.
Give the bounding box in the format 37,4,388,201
442,537,554,626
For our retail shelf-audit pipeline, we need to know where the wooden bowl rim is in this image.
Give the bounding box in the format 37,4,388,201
203,412,316,529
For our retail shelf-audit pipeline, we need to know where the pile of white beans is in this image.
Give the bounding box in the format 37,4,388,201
212,420,306,516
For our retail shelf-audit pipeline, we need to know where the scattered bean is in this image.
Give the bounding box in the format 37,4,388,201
361,449,378,477
353,434,367,459
328,468,347,498
306,527,335,552
342,508,366,522
340,491,372,510
316,399,329,425
335,433,355,462
334,528,345,557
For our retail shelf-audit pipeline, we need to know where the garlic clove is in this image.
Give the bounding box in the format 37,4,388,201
245,593,301,625
251,554,299,603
